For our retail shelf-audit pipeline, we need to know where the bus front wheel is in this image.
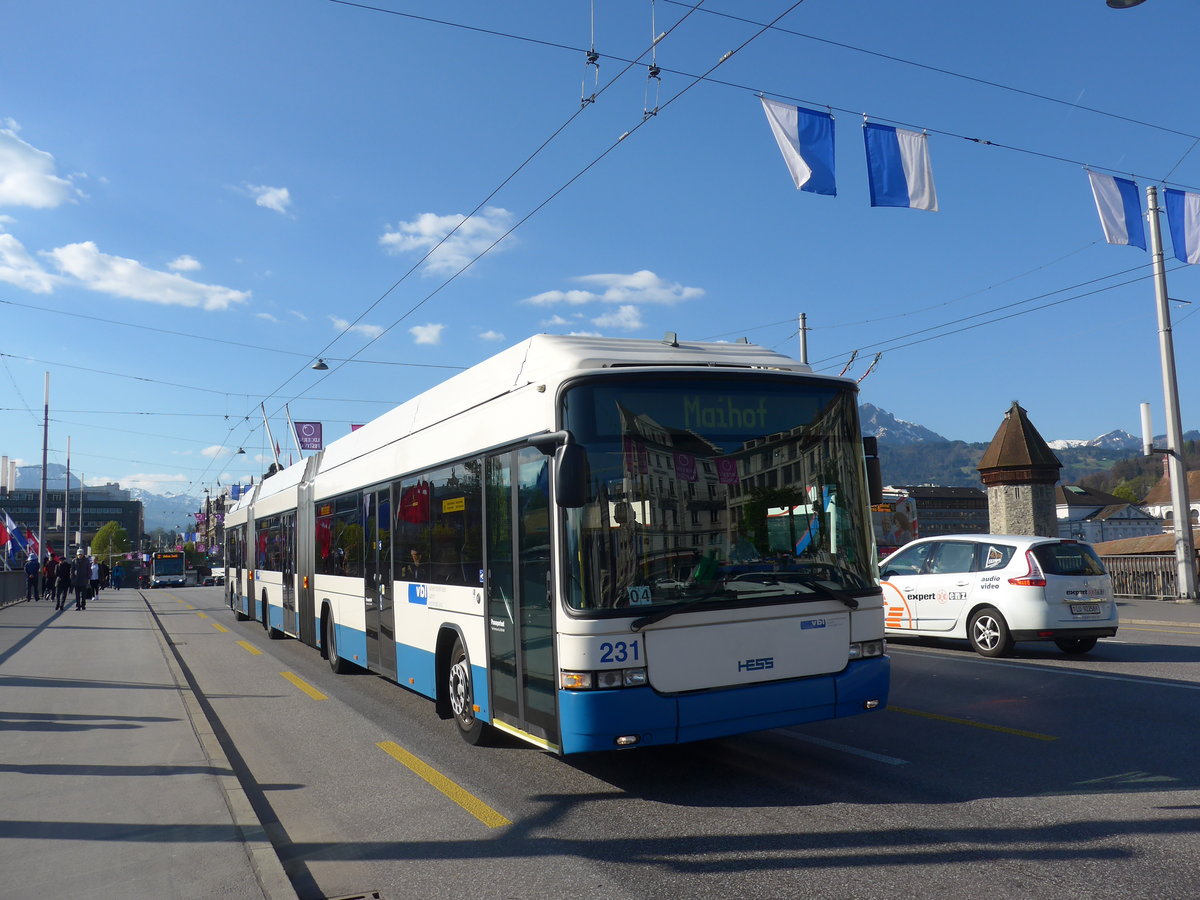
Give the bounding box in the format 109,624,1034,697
325,614,353,674
448,638,488,746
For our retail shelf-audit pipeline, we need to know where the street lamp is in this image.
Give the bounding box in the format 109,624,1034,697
1107,0,1147,7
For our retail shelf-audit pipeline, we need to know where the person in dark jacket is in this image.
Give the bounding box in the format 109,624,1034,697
24,555,40,601
71,550,91,610
54,557,71,610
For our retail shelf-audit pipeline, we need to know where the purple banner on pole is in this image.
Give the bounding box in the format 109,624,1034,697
296,422,323,451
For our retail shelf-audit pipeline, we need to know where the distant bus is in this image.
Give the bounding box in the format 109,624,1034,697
151,551,186,588
225,334,889,754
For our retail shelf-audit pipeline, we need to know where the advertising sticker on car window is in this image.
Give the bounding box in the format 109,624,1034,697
985,546,1005,569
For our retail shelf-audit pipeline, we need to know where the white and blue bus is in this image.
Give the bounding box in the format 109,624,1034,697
224,335,889,754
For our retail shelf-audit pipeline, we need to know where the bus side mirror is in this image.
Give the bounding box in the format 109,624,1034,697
863,435,883,506
554,443,588,508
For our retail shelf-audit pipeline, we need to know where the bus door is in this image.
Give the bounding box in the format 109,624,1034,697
281,511,297,635
485,448,559,748
364,487,397,680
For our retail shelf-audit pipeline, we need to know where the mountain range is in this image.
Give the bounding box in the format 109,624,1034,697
6,407,1191,528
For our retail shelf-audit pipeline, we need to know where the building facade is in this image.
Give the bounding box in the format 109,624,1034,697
0,486,144,559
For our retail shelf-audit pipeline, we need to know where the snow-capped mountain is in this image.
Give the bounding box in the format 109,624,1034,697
1046,430,1141,452
859,403,947,444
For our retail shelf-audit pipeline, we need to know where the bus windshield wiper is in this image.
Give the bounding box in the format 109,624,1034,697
630,595,720,632
791,576,859,609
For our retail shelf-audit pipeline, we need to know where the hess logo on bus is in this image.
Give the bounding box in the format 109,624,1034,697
738,657,775,672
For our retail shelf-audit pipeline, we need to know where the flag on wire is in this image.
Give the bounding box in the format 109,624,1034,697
760,98,836,196
1165,188,1200,264
1086,171,1145,249
863,123,938,211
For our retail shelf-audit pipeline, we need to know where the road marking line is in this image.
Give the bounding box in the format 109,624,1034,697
782,729,908,765
376,740,511,828
210,622,230,633
236,640,263,656
195,611,209,619
280,671,328,701
890,705,1057,741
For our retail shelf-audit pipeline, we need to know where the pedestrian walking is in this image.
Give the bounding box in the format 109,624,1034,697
42,557,56,600
71,550,91,610
111,562,124,591
89,557,101,601
54,556,71,610
24,554,40,601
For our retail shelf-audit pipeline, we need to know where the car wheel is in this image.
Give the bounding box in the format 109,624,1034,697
1054,637,1098,654
968,606,1013,658
448,637,489,745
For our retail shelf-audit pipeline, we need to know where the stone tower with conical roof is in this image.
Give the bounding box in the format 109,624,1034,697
976,401,1062,537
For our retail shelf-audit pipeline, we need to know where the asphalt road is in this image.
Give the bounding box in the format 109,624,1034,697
150,588,1200,900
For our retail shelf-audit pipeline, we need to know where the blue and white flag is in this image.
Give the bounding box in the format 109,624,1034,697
1086,171,1145,250
1165,188,1200,264
760,98,836,196
863,123,938,211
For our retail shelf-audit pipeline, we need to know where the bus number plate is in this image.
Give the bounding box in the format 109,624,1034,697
627,586,652,606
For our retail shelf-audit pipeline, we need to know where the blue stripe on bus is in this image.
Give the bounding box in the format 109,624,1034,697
556,656,890,754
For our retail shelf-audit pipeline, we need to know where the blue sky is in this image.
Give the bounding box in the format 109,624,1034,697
3,0,1199,497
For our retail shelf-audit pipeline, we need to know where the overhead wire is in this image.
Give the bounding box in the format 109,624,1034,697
195,0,717,489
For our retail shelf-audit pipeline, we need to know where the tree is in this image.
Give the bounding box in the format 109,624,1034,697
91,521,130,562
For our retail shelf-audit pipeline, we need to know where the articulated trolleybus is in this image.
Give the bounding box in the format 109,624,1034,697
224,335,889,754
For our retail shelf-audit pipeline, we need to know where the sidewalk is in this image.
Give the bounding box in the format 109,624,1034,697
0,590,295,900
1116,596,1200,628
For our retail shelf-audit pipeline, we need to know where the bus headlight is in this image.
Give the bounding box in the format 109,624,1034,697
561,667,648,690
848,639,886,660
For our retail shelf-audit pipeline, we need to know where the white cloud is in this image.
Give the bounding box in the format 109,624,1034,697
120,472,189,492
43,242,250,310
201,445,236,459
330,315,384,340
256,312,278,322
410,323,445,345
288,310,308,321
0,123,79,208
168,254,201,272
479,329,505,341
379,206,515,276
0,232,60,293
541,314,579,327
523,289,596,307
591,304,644,330
246,184,291,214
522,270,704,307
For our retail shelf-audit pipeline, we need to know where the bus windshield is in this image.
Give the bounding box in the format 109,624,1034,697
154,554,185,576
560,374,876,613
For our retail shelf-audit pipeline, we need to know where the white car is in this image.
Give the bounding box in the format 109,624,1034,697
878,534,1118,657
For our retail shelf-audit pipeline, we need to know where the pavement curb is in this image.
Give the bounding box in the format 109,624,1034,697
146,594,299,900
1123,618,1200,629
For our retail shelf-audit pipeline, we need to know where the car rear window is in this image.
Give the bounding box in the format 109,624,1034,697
1032,542,1107,576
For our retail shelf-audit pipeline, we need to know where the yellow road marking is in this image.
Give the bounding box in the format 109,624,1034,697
890,705,1057,742
195,611,209,619
182,603,195,609
210,622,230,633
281,671,328,701
376,740,511,828
236,640,262,656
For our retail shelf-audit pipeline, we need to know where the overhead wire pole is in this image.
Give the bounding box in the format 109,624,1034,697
38,372,48,589
1146,184,1198,602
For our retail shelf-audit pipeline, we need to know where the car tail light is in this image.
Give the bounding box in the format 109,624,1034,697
1008,550,1047,587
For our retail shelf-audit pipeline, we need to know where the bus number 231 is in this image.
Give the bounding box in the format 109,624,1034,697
599,640,641,664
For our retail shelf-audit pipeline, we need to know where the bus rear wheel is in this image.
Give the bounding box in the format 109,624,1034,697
448,638,488,745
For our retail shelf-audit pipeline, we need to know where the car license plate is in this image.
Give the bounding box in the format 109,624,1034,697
1070,603,1100,615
